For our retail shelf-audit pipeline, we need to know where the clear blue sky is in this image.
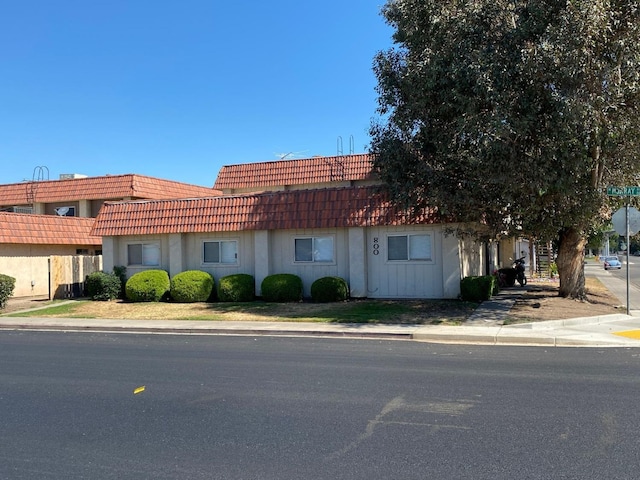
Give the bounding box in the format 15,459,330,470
0,1,393,187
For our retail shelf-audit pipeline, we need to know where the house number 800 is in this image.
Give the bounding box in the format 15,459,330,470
373,237,380,255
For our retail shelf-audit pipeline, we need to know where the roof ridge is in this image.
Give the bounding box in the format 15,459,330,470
220,153,371,169
99,185,378,207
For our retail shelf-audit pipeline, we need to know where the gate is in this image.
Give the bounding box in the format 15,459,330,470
49,255,103,299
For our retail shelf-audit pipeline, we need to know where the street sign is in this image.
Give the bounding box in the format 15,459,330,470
612,207,640,236
607,186,640,196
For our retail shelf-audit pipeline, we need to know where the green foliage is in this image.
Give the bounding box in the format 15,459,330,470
86,271,121,301
217,274,255,302
0,273,16,309
371,0,640,297
460,276,497,303
113,265,127,299
170,270,214,303
310,276,349,303
125,270,171,302
261,274,303,302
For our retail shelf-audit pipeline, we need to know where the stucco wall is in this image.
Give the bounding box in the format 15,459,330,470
0,256,50,297
104,224,481,300
366,225,446,299
0,254,102,298
269,228,350,297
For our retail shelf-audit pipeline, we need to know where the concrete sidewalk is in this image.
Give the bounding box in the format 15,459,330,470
0,312,639,347
1,264,639,347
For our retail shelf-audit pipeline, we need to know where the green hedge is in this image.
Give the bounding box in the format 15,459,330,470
170,270,214,303
217,274,255,302
125,270,171,302
460,275,498,302
113,266,128,299
261,273,303,302
310,276,349,303
86,271,121,301
0,274,16,309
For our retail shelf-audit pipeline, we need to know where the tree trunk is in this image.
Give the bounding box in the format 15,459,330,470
557,227,587,299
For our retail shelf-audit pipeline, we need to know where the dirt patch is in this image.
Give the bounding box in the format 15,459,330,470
1,296,52,315
506,277,623,322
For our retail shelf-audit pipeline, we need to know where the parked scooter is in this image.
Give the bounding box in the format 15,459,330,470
513,256,527,287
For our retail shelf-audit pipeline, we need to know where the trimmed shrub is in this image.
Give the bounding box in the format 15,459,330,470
125,270,171,302
460,275,497,302
86,271,121,301
0,273,16,309
170,270,214,303
217,274,255,302
261,273,303,302
311,276,349,303
113,265,128,299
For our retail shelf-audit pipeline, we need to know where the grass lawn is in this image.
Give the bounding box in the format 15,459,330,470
3,298,478,325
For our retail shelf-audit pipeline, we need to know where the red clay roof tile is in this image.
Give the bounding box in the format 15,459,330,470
91,186,438,237
213,154,375,190
0,174,218,205
0,212,101,245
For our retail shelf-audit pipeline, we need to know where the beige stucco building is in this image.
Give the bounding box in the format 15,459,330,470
94,155,488,299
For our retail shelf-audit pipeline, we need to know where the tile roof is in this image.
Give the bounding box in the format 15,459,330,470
0,174,219,205
91,186,439,237
213,154,376,190
0,212,101,246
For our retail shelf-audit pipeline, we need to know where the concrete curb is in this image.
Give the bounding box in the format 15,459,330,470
2,319,639,346
502,313,634,329
0,322,414,340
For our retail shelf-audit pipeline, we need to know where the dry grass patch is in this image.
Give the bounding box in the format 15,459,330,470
5,298,478,324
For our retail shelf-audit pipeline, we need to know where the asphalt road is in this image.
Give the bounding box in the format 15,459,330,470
2,332,640,480
607,255,640,289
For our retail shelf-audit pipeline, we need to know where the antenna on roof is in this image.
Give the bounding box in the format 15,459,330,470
337,136,343,156
349,135,354,155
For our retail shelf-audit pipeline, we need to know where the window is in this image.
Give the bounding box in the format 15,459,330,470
388,234,432,261
295,236,334,263
203,240,238,264
128,243,160,266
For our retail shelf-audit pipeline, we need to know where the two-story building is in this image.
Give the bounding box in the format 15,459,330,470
93,155,488,299
0,173,218,297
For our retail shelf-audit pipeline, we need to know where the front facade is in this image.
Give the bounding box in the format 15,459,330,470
94,185,486,299
0,212,103,297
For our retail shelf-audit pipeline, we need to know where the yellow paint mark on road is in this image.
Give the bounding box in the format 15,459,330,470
613,330,640,340
133,386,146,395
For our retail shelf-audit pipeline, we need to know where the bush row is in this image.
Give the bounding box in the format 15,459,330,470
459,275,498,302
86,269,349,304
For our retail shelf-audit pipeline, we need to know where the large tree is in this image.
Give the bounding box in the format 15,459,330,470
370,0,640,298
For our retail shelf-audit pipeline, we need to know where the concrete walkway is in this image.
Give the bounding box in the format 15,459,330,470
1,264,639,347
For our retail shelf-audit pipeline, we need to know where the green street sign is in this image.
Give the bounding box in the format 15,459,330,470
607,186,640,196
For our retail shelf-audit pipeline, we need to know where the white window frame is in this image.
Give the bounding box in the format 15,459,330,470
294,235,335,263
387,234,433,262
202,239,238,265
127,242,161,266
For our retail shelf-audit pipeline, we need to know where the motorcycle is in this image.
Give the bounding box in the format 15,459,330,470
513,256,527,287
